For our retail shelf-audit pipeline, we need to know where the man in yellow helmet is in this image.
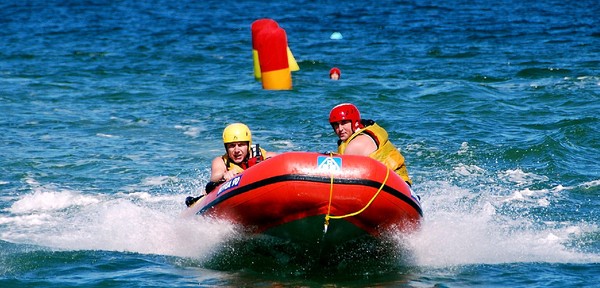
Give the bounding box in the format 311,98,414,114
186,123,278,206
206,123,277,192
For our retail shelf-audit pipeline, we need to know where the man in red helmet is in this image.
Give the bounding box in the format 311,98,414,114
328,103,412,186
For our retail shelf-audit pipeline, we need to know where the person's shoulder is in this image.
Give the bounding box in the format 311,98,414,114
347,134,377,155
212,155,225,165
353,133,375,143
265,151,278,158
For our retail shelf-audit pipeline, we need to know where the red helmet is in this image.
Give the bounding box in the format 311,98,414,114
329,103,362,129
329,67,341,77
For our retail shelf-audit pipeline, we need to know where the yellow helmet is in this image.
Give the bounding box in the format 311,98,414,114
222,123,252,145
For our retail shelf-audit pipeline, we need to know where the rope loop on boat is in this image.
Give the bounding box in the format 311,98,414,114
323,153,390,233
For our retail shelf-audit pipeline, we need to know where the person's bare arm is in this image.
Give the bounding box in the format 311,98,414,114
209,157,227,182
343,134,377,156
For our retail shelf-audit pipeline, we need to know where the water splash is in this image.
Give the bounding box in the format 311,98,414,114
404,175,600,266
0,181,237,260
1,172,598,270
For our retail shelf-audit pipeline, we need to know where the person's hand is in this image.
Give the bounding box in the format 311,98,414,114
222,170,239,181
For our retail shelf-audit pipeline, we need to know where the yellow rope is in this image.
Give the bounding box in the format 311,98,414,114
323,153,390,233
323,153,335,232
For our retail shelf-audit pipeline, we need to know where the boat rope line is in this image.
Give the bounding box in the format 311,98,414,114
323,160,390,234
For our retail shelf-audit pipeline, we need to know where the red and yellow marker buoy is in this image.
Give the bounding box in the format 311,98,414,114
251,19,279,80
256,26,292,90
251,18,299,81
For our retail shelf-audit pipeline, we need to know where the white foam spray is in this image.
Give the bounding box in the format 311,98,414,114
0,179,238,260
401,172,600,267
1,171,598,267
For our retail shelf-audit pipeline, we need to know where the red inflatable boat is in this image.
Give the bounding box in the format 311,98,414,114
183,152,422,245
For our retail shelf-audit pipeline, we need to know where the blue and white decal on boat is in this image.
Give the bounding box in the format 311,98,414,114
317,155,342,172
217,175,242,195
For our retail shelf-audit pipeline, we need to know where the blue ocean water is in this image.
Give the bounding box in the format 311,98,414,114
1,0,599,286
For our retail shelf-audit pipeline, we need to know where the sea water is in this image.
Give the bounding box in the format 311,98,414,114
1,0,599,287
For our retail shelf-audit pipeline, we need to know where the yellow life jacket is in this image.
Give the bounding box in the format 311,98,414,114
338,122,412,186
221,144,267,172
